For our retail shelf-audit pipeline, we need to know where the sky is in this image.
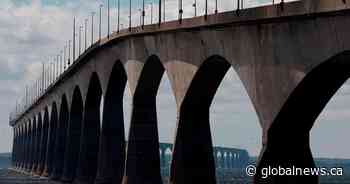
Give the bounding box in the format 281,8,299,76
1,0,350,160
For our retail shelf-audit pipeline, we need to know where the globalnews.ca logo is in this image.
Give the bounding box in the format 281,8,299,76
246,165,344,178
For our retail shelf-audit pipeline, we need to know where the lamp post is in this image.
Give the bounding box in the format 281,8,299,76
68,40,71,66
108,0,110,38
79,25,82,55
150,3,153,24
85,19,88,50
179,0,183,22
163,0,165,22
215,0,218,14
129,0,131,31
99,4,103,40
60,50,63,75
117,0,120,32
64,44,67,69
142,0,145,28
138,9,142,26
205,0,208,18
193,0,197,17
91,12,95,45
158,0,161,25
73,17,76,61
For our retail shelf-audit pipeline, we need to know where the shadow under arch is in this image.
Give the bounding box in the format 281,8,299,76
19,123,25,169
255,51,350,184
124,55,164,184
34,112,43,175
95,61,127,184
21,120,28,170
75,72,102,184
51,95,69,180
30,116,37,173
46,102,58,177
25,119,33,171
61,87,83,182
171,55,231,184
39,107,49,175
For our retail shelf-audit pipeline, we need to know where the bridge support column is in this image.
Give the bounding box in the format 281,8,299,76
171,113,216,184
26,128,33,171
36,116,45,175
123,103,162,184
95,63,126,184
51,99,69,180
61,89,83,183
255,134,316,184
30,119,38,174
74,74,102,184
41,110,50,177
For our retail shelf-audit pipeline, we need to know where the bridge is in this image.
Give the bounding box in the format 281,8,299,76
8,0,350,183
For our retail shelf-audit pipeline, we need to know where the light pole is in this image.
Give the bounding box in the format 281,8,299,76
149,3,153,24
108,0,110,38
68,40,71,66
91,12,95,45
56,55,59,79
64,44,67,69
179,0,183,22
158,0,161,25
99,4,103,41
215,0,218,14
129,0,131,31
117,0,120,32
193,0,197,17
79,25,82,56
85,18,88,50
205,0,208,18
163,0,165,22
60,50,63,75
142,0,145,28
73,17,76,62
138,9,142,26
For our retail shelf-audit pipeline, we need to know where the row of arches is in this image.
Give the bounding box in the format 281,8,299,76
12,50,350,184
12,55,252,184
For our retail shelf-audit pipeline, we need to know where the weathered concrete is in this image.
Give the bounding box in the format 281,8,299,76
10,0,350,183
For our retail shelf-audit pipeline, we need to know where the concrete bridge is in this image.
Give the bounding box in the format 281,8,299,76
9,0,350,183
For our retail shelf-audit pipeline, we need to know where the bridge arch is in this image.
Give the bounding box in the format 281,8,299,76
26,119,33,171
45,102,58,177
52,95,69,179
256,51,350,184
124,55,165,184
30,116,37,173
39,107,49,175
95,61,127,184
34,112,43,175
171,55,231,184
75,72,102,184
62,87,83,182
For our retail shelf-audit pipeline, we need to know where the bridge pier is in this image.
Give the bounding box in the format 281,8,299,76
61,89,83,183
122,56,164,184
35,113,44,175
74,73,102,184
51,97,69,180
95,62,127,184
43,105,57,177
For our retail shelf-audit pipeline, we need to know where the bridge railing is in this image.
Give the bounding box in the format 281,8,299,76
10,0,295,124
